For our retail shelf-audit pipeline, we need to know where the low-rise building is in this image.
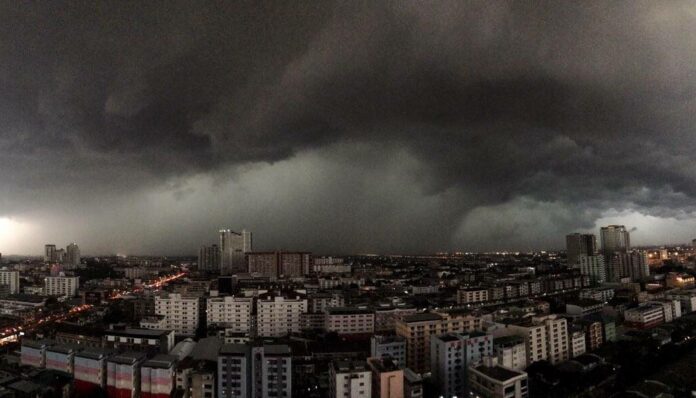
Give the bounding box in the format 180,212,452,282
325,307,375,335
329,361,371,398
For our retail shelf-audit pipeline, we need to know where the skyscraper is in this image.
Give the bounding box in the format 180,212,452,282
198,244,221,273
600,225,630,281
219,229,252,275
66,243,81,266
566,233,597,266
44,244,57,263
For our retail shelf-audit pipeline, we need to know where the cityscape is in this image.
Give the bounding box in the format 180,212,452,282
0,226,692,397
2,1,696,398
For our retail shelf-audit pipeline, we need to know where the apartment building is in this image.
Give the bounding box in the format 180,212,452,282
256,294,307,337
493,335,527,371
44,275,79,297
329,361,372,398
325,307,375,335
154,293,201,336
367,357,403,398
206,296,253,332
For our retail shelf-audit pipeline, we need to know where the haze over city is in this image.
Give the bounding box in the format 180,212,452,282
2,1,696,255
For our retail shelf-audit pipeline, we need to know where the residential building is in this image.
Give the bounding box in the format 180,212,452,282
367,357,403,398
600,225,630,281
0,270,19,295
566,233,596,266
206,296,253,332
198,245,220,273
219,229,252,275
44,275,79,297
106,352,147,398
141,354,177,398
370,335,406,367
217,344,292,398
395,312,482,373
469,358,529,398
578,255,606,284
493,335,527,371
154,293,201,336
66,243,81,266
325,307,375,335
256,293,307,337
329,361,371,398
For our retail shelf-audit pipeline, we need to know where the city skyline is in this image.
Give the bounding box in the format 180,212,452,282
2,2,696,255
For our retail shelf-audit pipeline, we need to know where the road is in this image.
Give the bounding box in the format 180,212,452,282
0,271,186,345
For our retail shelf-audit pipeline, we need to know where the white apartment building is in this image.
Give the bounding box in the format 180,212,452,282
665,290,696,313
325,307,375,335
457,288,489,304
578,255,606,284
535,315,569,365
256,294,307,337
0,270,19,295
493,322,548,366
431,333,493,398
155,293,200,336
206,296,253,332
624,303,665,329
647,299,682,323
217,344,292,398
330,361,371,398
469,358,529,398
570,330,586,358
579,287,615,302
493,335,527,371
44,275,79,297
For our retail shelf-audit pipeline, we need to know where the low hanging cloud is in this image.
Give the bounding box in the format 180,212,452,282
1,1,696,254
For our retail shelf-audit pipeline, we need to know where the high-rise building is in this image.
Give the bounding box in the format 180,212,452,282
0,269,20,295
247,251,312,279
44,275,79,297
206,296,253,332
153,293,200,336
256,293,307,337
600,225,630,281
612,250,649,281
536,315,569,365
329,361,372,398
219,229,252,275
566,233,596,266
430,332,493,398
367,357,404,398
217,344,292,398
395,312,482,374
44,244,57,262
578,254,606,284
66,243,81,266
198,245,220,273
493,335,527,371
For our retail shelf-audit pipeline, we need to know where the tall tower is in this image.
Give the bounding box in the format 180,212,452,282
600,225,630,281
198,244,221,273
219,229,253,275
66,243,81,266
44,244,57,263
566,233,596,266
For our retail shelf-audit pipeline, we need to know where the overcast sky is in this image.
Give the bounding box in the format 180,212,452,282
1,1,696,255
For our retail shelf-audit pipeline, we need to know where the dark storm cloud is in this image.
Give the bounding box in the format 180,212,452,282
1,1,696,253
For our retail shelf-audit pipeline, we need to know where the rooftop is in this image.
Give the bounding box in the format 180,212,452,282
473,365,525,382
401,313,442,323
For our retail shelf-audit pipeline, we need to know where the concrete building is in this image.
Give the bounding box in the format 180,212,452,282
493,335,527,371
666,272,696,289
612,251,649,281
469,358,529,398
141,354,177,398
566,233,597,266
154,293,201,336
325,307,375,335
329,361,371,398
600,225,631,281
104,327,175,354
0,270,19,295
106,352,147,398
578,255,606,284
21,340,49,368
44,275,79,297
256,293,307,337
44,244,57,263
491,321,547,366
219,229,252,275
247,251,312,279
66,243,81,266
457,288,489,304
45,345,78,374
74,349,112,396
206,296,253,332
569,329,587,358
430,333,494,398
579,287,615,303
395,312,482,374
624,303,666,329
370,335,406,367
217,344,292,398
198,245,220,273
367,357,403,398
403,368,423,398
666,290,696,313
